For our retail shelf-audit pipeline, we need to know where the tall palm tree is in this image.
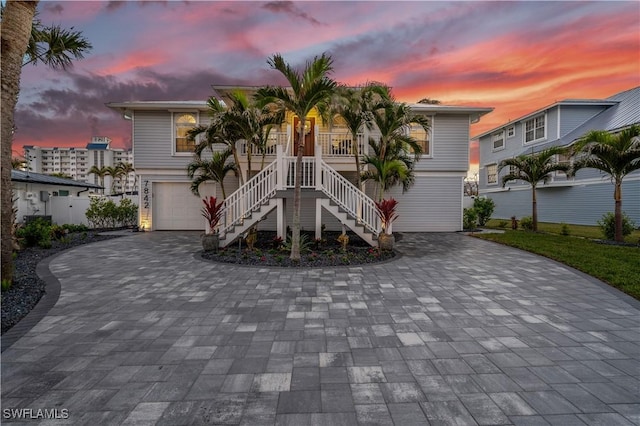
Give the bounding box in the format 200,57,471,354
89,165,109,194
1,1,91,284
256,53,337,262
187,148,237,199
499,146,570,232
106,165,126,195
571,125,640,242
361,99,429,200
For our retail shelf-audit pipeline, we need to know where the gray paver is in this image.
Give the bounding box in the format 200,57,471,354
2,231,640,425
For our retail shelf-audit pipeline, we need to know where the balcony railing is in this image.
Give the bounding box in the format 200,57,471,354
239,131,367,158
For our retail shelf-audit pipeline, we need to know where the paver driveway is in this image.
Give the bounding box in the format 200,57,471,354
2,232,639,425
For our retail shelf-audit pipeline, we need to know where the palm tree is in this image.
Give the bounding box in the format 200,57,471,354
332,82,391,188
499,146,570,232
118,162,135,193
220,89,284,180
106,165,126,195
187,148,237,199
188,97,246,187
1,1,91,284
89,165,109,194
256,53,337,262
571,125,640,242
361,99,429,200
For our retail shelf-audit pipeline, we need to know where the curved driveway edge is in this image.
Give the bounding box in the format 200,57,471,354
2,232,638,425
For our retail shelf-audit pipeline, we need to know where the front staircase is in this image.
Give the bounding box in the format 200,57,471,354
218,146,381,247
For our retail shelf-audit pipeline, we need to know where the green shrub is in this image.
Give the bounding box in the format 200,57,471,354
16,218,52,248
598,212,636,241
1,278,11,292
520,216,534,231
50,224,66,240
463,208,478,230
560,223,570,236
86,197,138,229
62,223,89,233
498,220,509,228
473,197,495,226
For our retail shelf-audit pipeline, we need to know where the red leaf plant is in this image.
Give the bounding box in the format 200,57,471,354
375,198,399,234
201,196,224,234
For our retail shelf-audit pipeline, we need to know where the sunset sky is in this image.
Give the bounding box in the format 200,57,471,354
13,0,640,172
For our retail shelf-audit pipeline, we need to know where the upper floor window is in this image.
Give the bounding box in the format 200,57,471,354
524,114,545,144
174,112,198,153
492,131,505,151
408,123,431,157
486,164,498,185
506,126,515,138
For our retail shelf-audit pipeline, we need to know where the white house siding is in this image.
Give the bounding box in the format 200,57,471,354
485,177,640,226
133,110,209,170
416,114,469,172
387,174,464,232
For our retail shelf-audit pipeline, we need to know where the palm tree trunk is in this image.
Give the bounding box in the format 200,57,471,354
290,128,304,261
1,0,39,284
614,180,623,242
231,146,245,187
247,142,252,182
532,186,538,232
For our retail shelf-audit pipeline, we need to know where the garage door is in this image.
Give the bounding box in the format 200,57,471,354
154,182,213,230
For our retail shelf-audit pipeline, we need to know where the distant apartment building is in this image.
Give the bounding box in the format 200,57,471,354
24,136,136,194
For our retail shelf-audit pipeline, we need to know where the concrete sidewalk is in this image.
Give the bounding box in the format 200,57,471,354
2,232,639,425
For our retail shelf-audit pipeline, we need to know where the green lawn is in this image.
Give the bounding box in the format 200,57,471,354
474,230,640,300
484,219,640,243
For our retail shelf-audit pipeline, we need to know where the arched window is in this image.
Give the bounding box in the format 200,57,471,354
174,113,197,153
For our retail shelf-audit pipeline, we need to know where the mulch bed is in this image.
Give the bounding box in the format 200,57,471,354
201,230,396,267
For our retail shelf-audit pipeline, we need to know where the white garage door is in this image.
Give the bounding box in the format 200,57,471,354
154,182,211,230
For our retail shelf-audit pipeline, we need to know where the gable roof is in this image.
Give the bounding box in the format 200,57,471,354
11,170,103,189
473,86,639,140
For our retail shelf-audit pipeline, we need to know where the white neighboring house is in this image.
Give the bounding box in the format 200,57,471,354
107,92,492,242
11,169,103,226
24,136,136,195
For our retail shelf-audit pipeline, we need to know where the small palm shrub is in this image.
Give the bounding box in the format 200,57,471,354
598,212,635,241
473,197,495,226
520,216,534,231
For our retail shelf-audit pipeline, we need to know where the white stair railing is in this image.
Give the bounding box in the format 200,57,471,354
220,159,278,237
319,160,380,235
283,156,316,188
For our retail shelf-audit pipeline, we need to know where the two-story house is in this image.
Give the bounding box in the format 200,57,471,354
107,87,492,245
476,86,639,226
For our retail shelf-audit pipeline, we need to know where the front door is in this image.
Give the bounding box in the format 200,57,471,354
293,117,315,156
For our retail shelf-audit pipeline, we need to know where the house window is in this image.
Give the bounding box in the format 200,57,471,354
524,114,545,144
492,131,505,151
174,112,198,153
554,153,571,177
408,124,431,156
507,126,515,138
486,164,498,185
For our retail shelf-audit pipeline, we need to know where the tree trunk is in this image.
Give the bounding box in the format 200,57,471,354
614,180,623,242
531,186,538,232
290,127,304,261
1,0,39,284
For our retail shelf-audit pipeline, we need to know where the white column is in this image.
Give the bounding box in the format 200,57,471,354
315,198,322,240
277,197,285,239
315,144,322,191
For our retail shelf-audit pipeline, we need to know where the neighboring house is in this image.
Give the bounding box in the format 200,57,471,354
24,136,136,194
107,89,492,243
476,86,640,225
11,169,103,226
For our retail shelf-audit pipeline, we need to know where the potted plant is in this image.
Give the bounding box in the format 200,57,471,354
201,196,224,252
375,198,399,251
